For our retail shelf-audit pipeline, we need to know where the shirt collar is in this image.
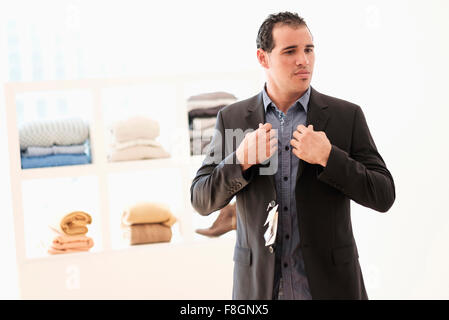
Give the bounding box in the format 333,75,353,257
262,84,310,114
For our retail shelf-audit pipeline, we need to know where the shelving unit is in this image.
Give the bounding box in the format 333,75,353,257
5,70,264,299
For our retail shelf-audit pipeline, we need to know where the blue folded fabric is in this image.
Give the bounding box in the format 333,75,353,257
21,153,91,169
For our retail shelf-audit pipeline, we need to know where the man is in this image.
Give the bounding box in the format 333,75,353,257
190,12,395,300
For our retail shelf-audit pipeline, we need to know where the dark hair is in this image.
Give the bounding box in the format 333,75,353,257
256,12,310,52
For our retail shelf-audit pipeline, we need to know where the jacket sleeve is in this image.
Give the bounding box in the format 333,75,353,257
317,105,395,213
190,110,257,216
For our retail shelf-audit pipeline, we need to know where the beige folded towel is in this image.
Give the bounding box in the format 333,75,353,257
48,233,94,255
111,116,160,143
50,211,92,235
121,202,177,227
121,223,172,245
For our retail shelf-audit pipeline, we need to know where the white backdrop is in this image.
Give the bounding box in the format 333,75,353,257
1,0,448,299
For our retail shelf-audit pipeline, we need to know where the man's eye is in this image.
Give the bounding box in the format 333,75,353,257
285,50,294,55
305,49,313,53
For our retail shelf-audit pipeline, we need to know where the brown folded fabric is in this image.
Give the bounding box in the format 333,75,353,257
48,234,94,255
50,211,92,235
121,223,172,245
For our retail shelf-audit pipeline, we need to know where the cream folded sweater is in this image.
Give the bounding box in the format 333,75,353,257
111,116,160,143
121,202,177,227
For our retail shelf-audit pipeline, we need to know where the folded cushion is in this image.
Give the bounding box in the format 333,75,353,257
121,223,172,245
19,117,89,150
121,202,177,227
111,116,160,143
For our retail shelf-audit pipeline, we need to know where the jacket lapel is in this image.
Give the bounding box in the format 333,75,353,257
244,87,330,187
296,86,330,183
245,92,276,191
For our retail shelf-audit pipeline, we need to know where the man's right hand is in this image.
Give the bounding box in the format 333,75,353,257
236,123,278,172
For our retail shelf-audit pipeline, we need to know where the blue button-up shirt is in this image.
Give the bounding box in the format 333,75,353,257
262,85,312,300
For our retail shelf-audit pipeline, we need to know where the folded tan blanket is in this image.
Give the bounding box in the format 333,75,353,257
48,234,94,255
121,202,177,227
121,223,172,245
111,116,160,143
50,211,92,235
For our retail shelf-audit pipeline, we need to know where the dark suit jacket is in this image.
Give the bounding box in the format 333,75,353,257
190,86,395,300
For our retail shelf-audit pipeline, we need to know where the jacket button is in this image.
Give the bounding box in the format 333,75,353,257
269,246,274,254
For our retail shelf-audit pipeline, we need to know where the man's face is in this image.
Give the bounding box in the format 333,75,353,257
260,24,315,94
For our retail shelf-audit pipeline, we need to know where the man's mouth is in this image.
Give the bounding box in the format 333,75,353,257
294,71,310,78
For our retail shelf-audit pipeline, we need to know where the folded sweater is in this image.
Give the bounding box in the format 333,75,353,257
48,233,94,254
187,91,237,101
49,211,92,236
188,105,226,123
21,153,91,169
111,116,160,143
121,223,172,245
110,138,163,151
121,202,177,227
186,92,237,112
19,117,89,150
108,145,170,162
22,143,88,157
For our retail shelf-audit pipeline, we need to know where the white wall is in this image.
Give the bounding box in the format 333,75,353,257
1,0,448,299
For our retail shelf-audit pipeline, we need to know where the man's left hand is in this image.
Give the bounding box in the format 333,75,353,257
290,125,332,167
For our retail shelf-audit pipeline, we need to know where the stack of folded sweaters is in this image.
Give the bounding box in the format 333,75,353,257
48,211,94,254
120,202,177,245
187,92,237,155
108,116,170,162
19,117,91,169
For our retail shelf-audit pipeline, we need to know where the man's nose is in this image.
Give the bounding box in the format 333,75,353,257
296,52,309,66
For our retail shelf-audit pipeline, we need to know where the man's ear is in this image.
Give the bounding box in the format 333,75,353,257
257,49,269,69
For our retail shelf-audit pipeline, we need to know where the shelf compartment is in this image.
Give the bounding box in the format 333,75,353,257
21,176,102,259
